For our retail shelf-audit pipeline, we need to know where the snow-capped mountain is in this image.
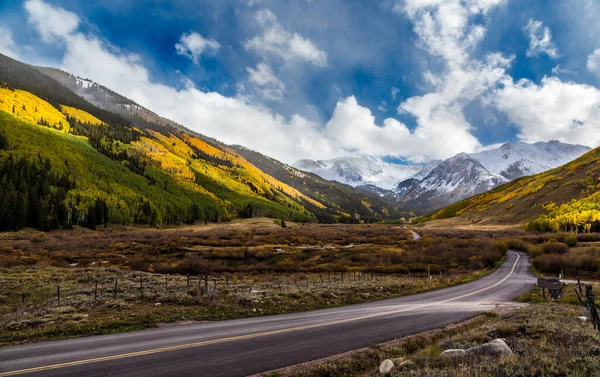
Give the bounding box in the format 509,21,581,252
468,141,591,180
397,141,590,212
293,156,424,190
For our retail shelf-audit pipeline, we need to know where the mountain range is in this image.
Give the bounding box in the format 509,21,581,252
295,141,590,213
417,145,600,232
0,53,408,231
0,51,593,230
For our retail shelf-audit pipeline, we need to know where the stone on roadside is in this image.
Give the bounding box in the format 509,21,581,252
440,349,466,359
379,359,395,374
579,316,588,322
467,338,512,357
394,358,415,371
440,338,512,360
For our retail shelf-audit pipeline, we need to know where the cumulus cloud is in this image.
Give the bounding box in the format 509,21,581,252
246,62,285,101
0,26,18,59
24,0,80,42
325,96,478,161
244,9,327,67
524,19,560,59
175,32,220,64
587,49,600,76
495,77,600,147
391,0,511,158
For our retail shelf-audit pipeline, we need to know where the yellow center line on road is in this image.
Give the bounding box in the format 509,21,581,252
0,252,521,377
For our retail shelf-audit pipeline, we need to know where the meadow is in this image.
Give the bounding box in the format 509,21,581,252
0,219,508,345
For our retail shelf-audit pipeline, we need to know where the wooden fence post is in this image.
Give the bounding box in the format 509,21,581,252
114,279,118,299
57,285,60,307
140,277,143,298
94,281,98,303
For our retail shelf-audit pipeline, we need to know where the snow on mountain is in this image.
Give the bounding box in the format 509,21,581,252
397,141,591,212
468,141,591,180
293,156,423,190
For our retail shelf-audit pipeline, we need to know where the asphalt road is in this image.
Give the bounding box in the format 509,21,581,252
0,251,535,377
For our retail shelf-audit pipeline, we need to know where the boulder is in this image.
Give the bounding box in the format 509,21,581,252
440,339,512,360
396,359,415,371
467,339,512,357
379,359,395,374
579,316,589,322
439,349,466,359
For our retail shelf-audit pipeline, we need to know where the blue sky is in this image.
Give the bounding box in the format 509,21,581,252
1,0,600,164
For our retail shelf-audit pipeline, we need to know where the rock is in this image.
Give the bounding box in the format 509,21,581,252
396,359,415,371
467,338,512,357
391,358,414,371
379,359,395,374
250,289,267,296
440,339,512,360
579,316,589,322
154,302,162,307
440,349,466,359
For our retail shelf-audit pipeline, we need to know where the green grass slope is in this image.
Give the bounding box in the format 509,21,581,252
0,110,314,228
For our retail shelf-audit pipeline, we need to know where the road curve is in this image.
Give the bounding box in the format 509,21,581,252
0,251,535,377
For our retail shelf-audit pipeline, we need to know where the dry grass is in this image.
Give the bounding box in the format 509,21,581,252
262,302,600,377
0,219,508,346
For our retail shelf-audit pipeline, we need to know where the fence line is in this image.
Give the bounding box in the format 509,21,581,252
5,270,455,309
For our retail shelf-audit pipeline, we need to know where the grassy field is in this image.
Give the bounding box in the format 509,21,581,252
261,292,600,377
0,219,508,346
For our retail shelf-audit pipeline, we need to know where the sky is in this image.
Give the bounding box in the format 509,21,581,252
1,0,600,164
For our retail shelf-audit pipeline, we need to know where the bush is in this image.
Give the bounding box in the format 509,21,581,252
541,242,569,255
563,236,578,247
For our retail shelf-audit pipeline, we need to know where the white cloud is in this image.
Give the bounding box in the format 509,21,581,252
175,32,220,64
392,0,510,158
587,49,600,75
0,26,18,59
524,19,560,59
495,76,600,148
396,0,504,67
245,9,327,67
324,96,479,161
551,64,577,76
246,62,285,101
391,86,400,100
24,0,80,42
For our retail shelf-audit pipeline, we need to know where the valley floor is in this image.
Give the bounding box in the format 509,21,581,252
0,219,506,346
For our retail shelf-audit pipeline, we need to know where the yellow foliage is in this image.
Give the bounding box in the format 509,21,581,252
0,88,69,132
61,105,105,126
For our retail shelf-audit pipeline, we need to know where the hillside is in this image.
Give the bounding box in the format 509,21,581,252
230,146,410,223
31,61,403,223
416,146,600,232
0,53,403,231
397,141,590,213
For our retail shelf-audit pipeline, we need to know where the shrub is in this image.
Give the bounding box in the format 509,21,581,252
563,236,578,247
541,242,569,255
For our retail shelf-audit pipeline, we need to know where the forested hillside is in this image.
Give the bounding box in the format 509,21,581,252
416,147,600,233
231,146,409,223
0,53,404,231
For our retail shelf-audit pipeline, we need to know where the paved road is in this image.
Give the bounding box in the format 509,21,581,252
409,229,422,240
0,251,535,377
